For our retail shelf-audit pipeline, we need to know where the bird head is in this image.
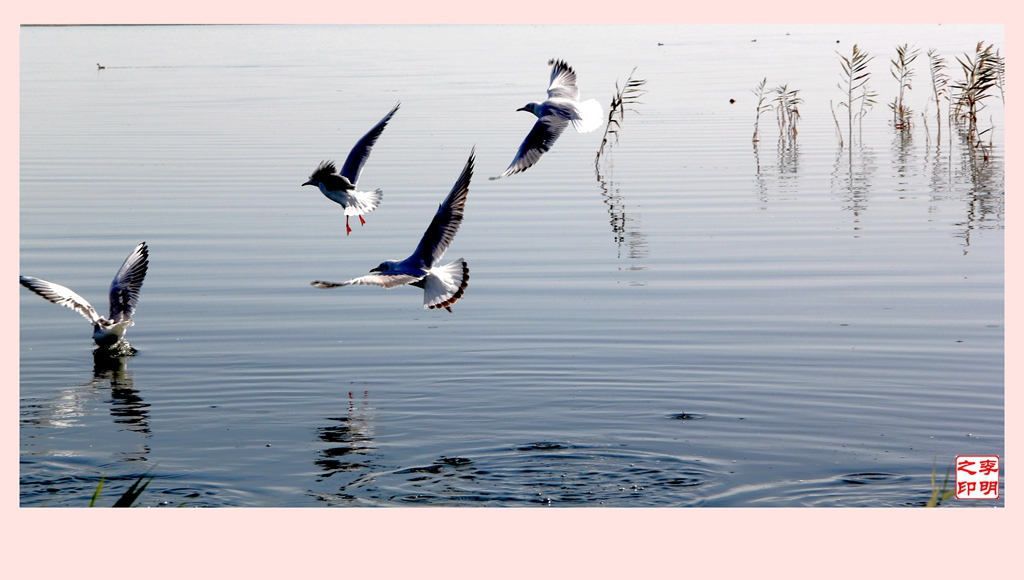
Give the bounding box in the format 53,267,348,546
303,160,337,187
517,102,542,118
370,261,397,274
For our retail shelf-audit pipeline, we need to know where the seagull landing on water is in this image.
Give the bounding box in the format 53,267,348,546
303,102,399,235
312,149,475,312
490,59,604,180
20,242,149,349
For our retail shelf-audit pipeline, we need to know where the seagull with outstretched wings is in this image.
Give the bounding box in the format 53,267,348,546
312,149,475,312
491,60,603,180
20,242,149,347
303,102,400,235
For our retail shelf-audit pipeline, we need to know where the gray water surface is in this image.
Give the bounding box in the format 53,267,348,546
20,24,1003,507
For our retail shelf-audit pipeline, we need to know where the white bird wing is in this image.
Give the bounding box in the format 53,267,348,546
410,149,474,267
340,102,400,184
491,115,568,180
547,59,581,101
108,242,149,322
20,275,102,324
311,273,422,289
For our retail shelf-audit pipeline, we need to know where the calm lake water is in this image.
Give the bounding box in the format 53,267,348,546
19,24,1003,507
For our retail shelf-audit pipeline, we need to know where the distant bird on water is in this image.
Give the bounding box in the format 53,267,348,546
20,242,149,348
303,102,399,235
312,149,475,312
491,59,604,180
97,63,105,70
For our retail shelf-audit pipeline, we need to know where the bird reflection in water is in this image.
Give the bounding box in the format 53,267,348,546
314,390,376,482
92,348,152,462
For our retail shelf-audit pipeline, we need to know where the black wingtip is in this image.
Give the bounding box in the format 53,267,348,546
309,160,338,181
548,58,571,70
451,147,475,192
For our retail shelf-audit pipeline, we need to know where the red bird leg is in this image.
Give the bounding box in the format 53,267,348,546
358,215,366,226
345,215,352,236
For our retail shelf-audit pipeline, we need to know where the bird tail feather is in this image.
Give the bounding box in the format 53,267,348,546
344,188,383,216
423,259,469,312
571,99,605,133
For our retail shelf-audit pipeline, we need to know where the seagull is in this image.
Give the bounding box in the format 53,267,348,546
490,59,604,180
20,242,149,348
312,149,474,312
303,102,399,235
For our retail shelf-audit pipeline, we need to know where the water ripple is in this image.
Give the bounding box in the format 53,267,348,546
326,442,726,506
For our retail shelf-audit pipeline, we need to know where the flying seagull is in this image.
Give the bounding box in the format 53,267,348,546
312,149,475,312
303,102,400,235
20,242,149,348
490,59,604,180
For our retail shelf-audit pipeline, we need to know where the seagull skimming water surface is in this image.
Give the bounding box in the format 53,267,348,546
20,242,149,348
